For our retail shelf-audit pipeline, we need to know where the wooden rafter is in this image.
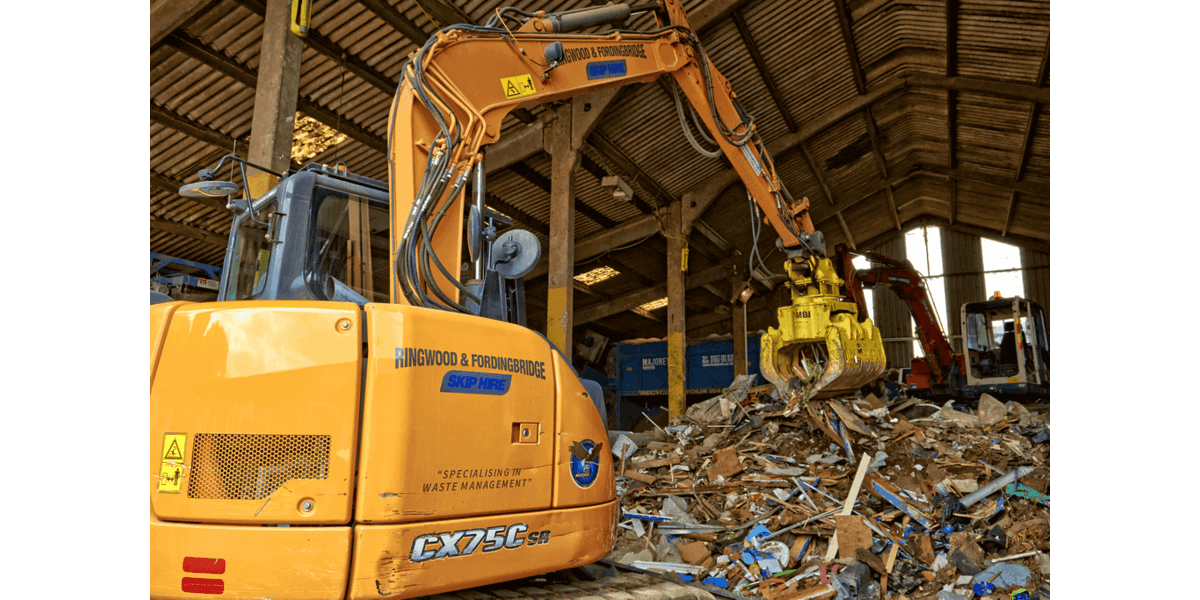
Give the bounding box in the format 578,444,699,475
833,0,867,94
357,0,429,46
800,141,855,249
151,103,245,152
1003,38,1050,237
587,131,678,206
578,152,655,215
165,30,387,154
862,109,901,230
813,167,1049,229
150,216,228,248
508,161,618,229
946,0,959,206
732,9,797,132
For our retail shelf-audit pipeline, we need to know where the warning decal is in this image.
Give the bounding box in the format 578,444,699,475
501,74,537,100
158,433,187,493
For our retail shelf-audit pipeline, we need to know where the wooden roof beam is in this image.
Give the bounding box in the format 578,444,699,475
800,141,856,249
813,167,1048,229
578,152,655,215
587,131,679,206
151,216,228,248
732,9,797,132
151,0,219,49
833,0,867,94
1004,39,1050,238
863,108,901,231
483,192,550,237
413,0,472,28
946,0,958,174
522,72,1049,281
151,103,246,152
509,161,618,229
233,0,394,97
357,0,429,46
574,264,731,326
166,30,387,155
858,216,1048,256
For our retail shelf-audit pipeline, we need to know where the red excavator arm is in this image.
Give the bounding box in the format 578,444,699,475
835,244,957,384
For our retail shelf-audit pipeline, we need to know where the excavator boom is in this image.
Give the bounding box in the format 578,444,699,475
389,0,882,409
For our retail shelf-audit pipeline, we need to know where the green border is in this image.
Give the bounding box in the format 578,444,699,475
1056,0,1195,595
11,0,145,595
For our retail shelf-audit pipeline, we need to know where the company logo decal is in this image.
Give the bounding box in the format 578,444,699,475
440,370,512,395
569,439,603,488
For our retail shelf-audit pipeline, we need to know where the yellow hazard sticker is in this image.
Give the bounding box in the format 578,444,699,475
1007,375,1021,383
158,433,187,493
501,74,537,99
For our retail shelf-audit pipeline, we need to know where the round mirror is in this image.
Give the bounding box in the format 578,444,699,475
467,205,482,263
179,181,241,198
491,229,541,279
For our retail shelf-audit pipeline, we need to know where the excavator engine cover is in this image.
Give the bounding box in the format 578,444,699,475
760,257,885,410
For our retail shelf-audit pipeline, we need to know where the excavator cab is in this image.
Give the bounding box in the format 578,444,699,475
962,296,1049,398
217,163,391,305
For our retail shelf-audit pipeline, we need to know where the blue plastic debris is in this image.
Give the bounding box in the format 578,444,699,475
701,577,729,588
745,524,772,548
1011,589,1030,600
974,581,996,595
871,481,933,529
622,512,671,522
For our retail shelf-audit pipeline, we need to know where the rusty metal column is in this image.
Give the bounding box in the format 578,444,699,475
545,105,579,358
729,267,748,377
246,0,302,198
666,203,691,418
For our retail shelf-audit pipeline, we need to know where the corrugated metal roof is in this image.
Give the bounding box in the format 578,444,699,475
151,0,1049,338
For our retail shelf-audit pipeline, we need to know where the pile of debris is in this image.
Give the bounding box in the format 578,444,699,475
604,376,1050,600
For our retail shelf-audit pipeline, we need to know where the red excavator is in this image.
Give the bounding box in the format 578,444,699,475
834,244,1049,401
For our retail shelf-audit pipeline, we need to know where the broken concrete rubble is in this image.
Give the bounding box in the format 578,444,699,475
605,380,1050,599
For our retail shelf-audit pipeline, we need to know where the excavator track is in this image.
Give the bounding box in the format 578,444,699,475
412,566,718,600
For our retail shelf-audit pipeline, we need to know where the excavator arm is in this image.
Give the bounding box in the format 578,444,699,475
388,0,883,408
835,244,956,384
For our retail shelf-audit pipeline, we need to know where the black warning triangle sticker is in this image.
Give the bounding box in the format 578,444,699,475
506,81,519,97
164,439,184,461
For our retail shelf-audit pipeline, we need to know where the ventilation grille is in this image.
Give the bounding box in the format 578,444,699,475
187,433,330,500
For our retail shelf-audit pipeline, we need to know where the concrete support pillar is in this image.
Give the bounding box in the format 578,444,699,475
247,0,303,198
729,267,748,377
666,203,692,418
545,104,579,359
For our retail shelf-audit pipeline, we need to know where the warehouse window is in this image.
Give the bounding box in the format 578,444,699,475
905,226,949,358
851,255,874,321
981,238,1025,298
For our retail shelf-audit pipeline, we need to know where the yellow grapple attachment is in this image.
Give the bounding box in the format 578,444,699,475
761,256,886,412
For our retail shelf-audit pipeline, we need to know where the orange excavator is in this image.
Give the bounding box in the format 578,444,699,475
150,2,883,598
